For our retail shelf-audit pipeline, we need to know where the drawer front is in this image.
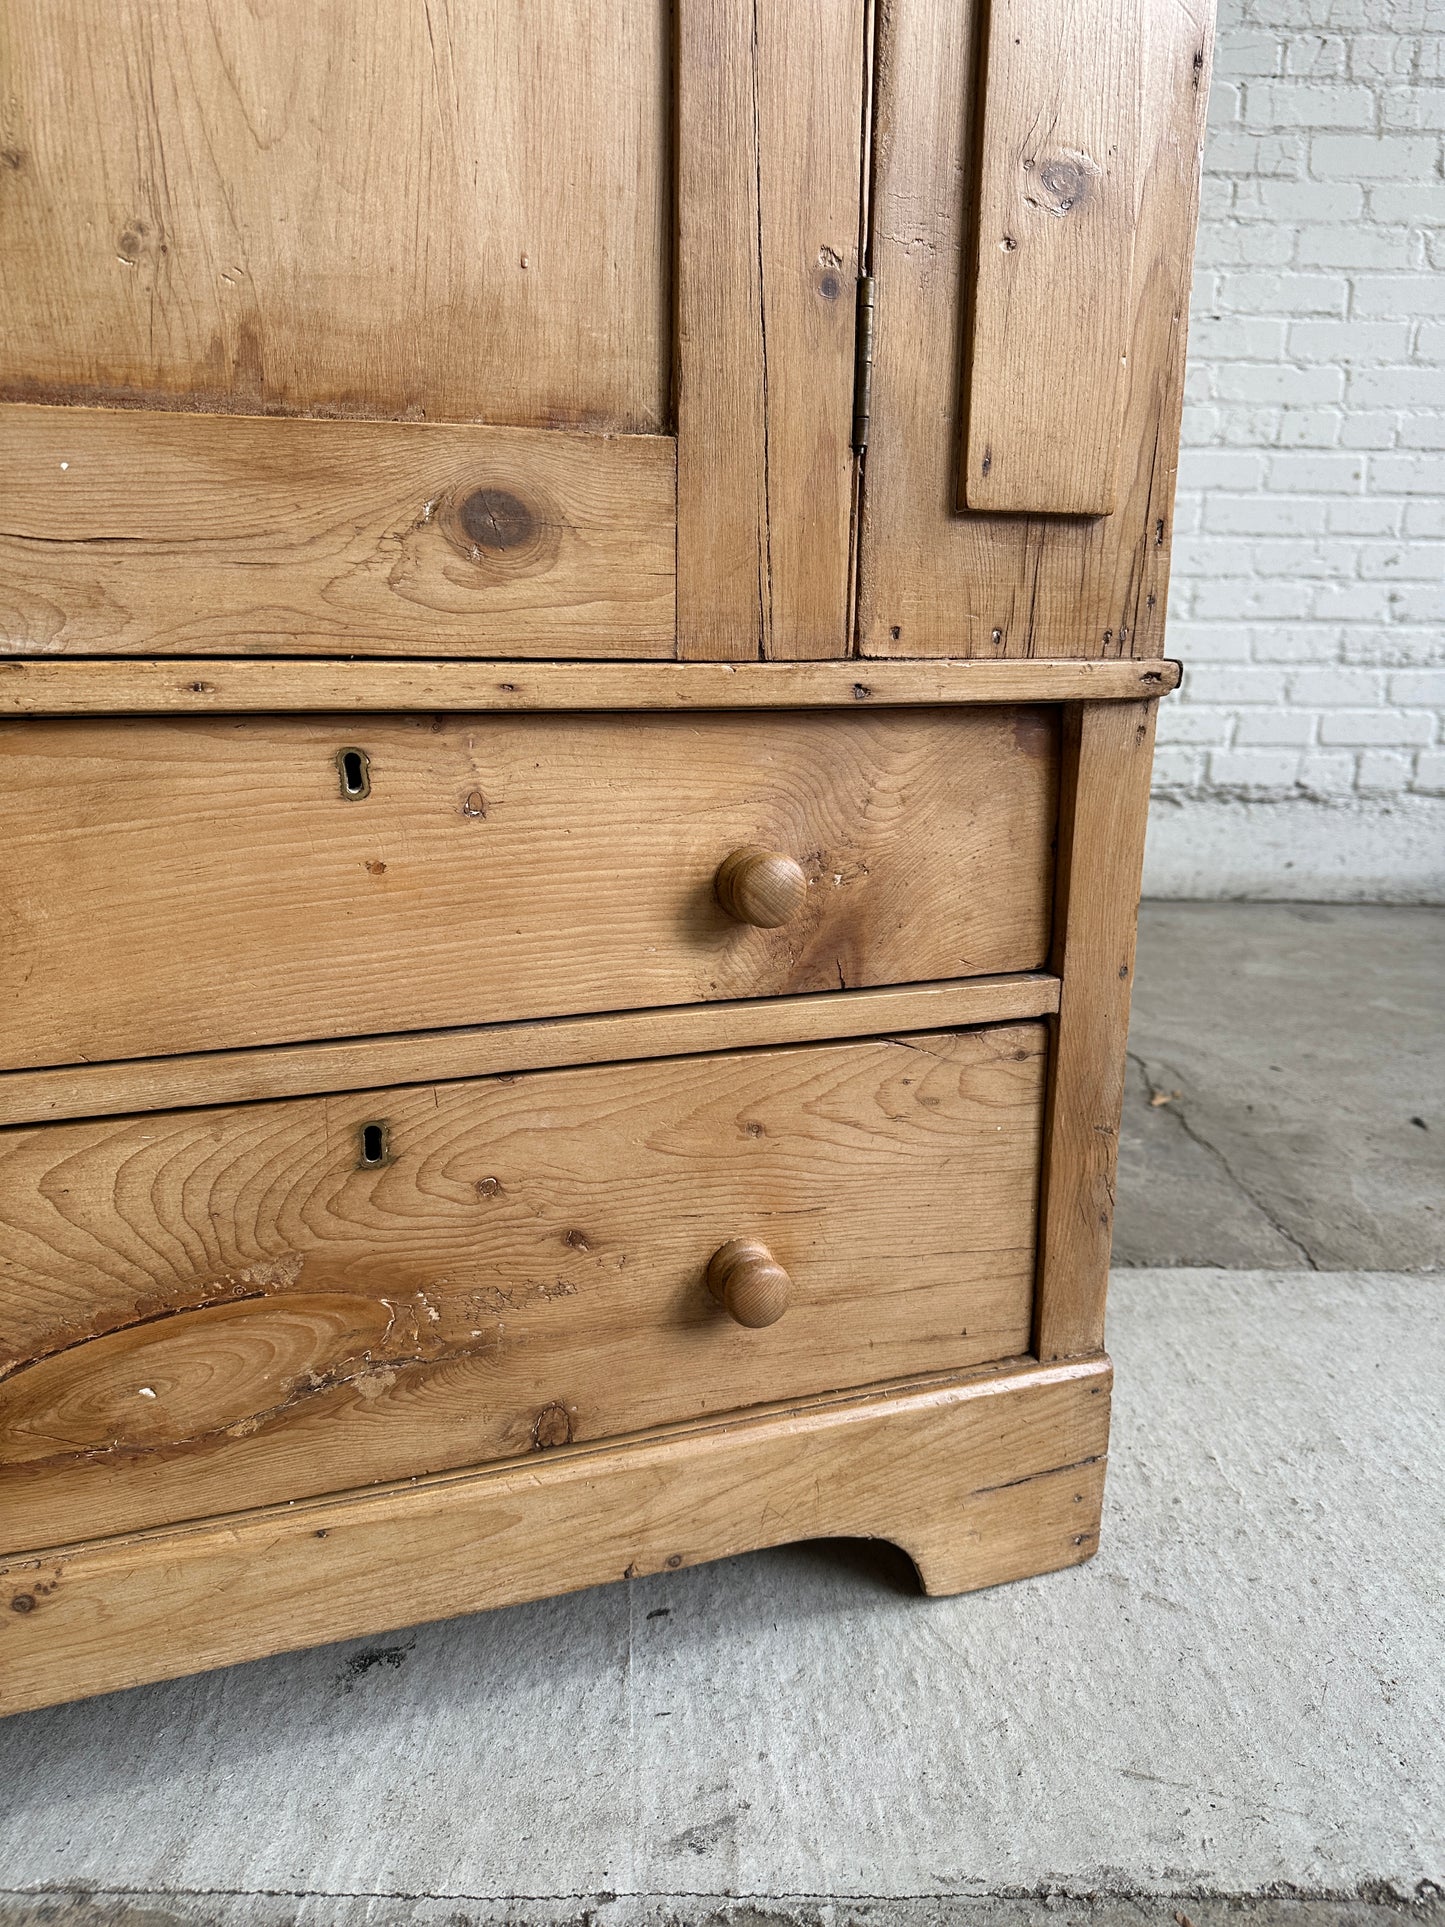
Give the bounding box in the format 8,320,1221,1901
0,1024,1046,1550
0,709,1056,1069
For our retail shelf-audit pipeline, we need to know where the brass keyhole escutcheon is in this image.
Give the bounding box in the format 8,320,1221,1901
337,746,371,800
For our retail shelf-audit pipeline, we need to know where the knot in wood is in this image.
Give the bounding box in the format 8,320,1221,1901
458,488,535,552
1033,155,1092,217
532,1402,573,1450
441,483,561,575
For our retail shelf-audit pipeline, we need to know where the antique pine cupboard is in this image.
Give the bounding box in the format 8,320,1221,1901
0,0,1212,1713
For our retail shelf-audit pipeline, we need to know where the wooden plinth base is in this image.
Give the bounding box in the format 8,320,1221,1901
0,1356,1110,1718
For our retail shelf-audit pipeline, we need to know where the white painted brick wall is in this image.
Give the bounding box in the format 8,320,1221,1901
1151,0,1445,898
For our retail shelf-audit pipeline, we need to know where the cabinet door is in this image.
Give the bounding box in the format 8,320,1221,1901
856,0,1215,659
0,1,865,661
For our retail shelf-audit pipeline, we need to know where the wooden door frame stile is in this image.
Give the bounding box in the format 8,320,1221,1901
1034,700,1158,1362
675,0,866,660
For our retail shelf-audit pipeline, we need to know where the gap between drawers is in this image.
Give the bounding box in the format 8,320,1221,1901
0,972,1062,1127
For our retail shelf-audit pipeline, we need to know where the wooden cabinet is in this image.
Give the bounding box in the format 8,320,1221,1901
0,0,1213,1714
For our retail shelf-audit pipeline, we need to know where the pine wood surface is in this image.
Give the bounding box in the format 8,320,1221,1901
0,1,670,431
0,708,1058,1070
0,656,1180,716
1035,701,1159,1360
677,0,865,660
0,1355,1111,1716
962,0,1141,515
857,0,1214,657
0,975,1061,1128
0,1026,1046,1551
0,405,675,657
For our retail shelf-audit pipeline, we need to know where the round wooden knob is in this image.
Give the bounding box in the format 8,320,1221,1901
714,847,807,928
706,1238,793,1329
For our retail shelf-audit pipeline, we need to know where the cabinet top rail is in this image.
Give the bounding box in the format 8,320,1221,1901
0,657,1180,717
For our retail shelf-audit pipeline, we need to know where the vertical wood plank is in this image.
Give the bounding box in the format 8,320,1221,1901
961,0,1142,516
757,0,868,659
677,0,768,658
677,0,864,660
857,0,1215,656
1034,698,1158,1359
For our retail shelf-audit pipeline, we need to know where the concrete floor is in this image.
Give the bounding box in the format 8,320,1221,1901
1,905,1441,1923
1115,905,1442,1272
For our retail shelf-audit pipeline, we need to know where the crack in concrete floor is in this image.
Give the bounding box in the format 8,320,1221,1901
1,1890,1442,1927
1114,904,1442,1271
1125,1048,1321,1270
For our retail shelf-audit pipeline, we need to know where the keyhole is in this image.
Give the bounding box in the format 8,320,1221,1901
337,747,371,799
359,1121,388,1166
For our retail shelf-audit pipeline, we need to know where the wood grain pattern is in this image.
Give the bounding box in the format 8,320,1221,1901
0,1356,1111,1714
0,975,1061,1128
0,405,675,657
0,708,1058,1070
677,0,864,659
0,1027,1047,1550
962,0,1141,515
1034,701,1157,1360
0,0,670,431
857,0,1214,655
0,655,1180,716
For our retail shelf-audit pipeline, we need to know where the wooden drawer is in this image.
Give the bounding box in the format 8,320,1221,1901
0,709,1057,1069
0,1022,1046,1552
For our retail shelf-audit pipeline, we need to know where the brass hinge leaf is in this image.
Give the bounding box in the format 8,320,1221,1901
852,274,876,454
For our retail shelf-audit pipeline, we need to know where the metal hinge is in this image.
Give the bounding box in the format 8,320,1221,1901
851,274,875,453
